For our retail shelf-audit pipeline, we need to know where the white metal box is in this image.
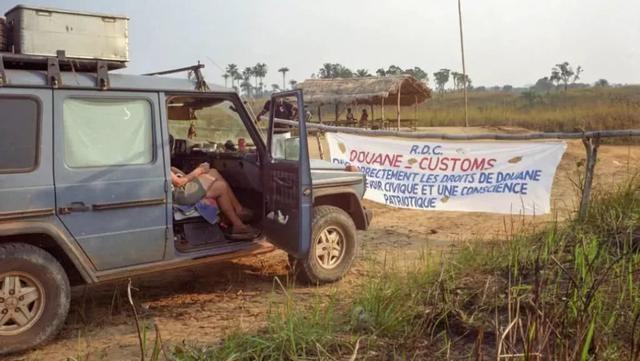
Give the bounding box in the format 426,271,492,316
4,5,129,62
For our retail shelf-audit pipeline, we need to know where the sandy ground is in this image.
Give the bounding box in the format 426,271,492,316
6,129,640,361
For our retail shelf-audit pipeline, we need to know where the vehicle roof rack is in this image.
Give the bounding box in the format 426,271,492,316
0,50,125,89
143,63,209,92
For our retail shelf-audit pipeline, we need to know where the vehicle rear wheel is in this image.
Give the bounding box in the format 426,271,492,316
291,206,358,284
0,243,70,355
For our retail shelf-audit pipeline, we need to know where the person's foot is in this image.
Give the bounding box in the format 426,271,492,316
227,223,260,240
237,208,255,222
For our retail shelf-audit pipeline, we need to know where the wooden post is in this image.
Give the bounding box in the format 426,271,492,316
397,82,402,131
381,97,385,129
579,136,601,220
370,103,374,129
414,95,418,131
317,105,322,124
334,102,339,124
353,100,357,127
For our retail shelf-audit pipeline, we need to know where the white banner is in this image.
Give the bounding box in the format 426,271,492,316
326,133,566,215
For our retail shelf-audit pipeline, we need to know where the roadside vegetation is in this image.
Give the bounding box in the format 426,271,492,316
417,86,640,132
247,85,640,139
170,172,639,360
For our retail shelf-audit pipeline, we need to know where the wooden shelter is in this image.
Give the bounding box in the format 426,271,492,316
297,75,431,130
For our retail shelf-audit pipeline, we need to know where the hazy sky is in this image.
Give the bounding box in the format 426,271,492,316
2,0,639,88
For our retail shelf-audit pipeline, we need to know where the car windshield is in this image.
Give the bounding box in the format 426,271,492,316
167,95,265,150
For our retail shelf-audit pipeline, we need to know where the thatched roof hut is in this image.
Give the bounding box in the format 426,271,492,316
297,75,431,129
297,75,431,106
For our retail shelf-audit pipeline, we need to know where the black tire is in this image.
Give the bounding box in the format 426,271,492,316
0,243,70,355
291,206,358,284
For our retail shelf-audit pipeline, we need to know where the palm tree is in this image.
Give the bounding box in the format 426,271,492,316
253,63,267,96
240,80,252,96
289,79,298,89
226,64,239,87
222,73,230,88
278,67,290,89
242,67,253,81
355,69,371,77
233,73,243,90
242,67,253,96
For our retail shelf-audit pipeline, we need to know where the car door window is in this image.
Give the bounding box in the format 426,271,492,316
63,98,153,167
0,97,39,173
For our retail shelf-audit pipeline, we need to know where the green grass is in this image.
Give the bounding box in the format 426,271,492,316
172,172,640,360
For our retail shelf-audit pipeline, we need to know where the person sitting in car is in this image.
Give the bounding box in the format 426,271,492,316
171,162,258,238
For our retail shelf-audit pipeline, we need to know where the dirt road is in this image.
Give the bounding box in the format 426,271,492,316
8,136,640,361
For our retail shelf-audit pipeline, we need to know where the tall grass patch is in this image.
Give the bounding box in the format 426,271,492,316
173,173,640,360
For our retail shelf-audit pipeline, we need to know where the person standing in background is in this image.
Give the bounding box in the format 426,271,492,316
257,99,294,158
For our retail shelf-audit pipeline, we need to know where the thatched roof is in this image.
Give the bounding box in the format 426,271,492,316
297,75,431,106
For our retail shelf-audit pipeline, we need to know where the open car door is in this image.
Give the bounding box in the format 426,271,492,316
262,90,312,258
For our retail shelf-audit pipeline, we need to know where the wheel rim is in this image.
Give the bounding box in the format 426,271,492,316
0,272,46,336
314,226,346,270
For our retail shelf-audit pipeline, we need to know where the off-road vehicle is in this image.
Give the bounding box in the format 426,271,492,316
0,5,371,354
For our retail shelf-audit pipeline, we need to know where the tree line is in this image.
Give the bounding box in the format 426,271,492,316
224,60,610,98
223,63,297,97
313,63,476,96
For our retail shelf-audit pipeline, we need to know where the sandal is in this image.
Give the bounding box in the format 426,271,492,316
237,208,255,222
227,224,260,240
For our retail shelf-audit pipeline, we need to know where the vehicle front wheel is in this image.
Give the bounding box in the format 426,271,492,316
291,206,358,284
0,243,70,355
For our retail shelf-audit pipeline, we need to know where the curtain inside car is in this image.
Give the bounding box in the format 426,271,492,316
63,98,153,167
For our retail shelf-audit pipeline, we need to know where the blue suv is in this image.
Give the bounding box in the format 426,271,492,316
0,57,371,354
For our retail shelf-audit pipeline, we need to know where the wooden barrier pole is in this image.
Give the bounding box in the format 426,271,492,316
370,103,374,129
579,136,601,220
274,119,640,140
316,132,325,160
397,83,402,131
381,97,385,129
414,95,418,130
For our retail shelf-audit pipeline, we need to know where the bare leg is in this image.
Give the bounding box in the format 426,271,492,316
200,181,245,228
202,170,244,213
196,175,256,232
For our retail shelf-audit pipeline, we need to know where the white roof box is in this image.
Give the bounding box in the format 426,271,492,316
4,5,129,63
